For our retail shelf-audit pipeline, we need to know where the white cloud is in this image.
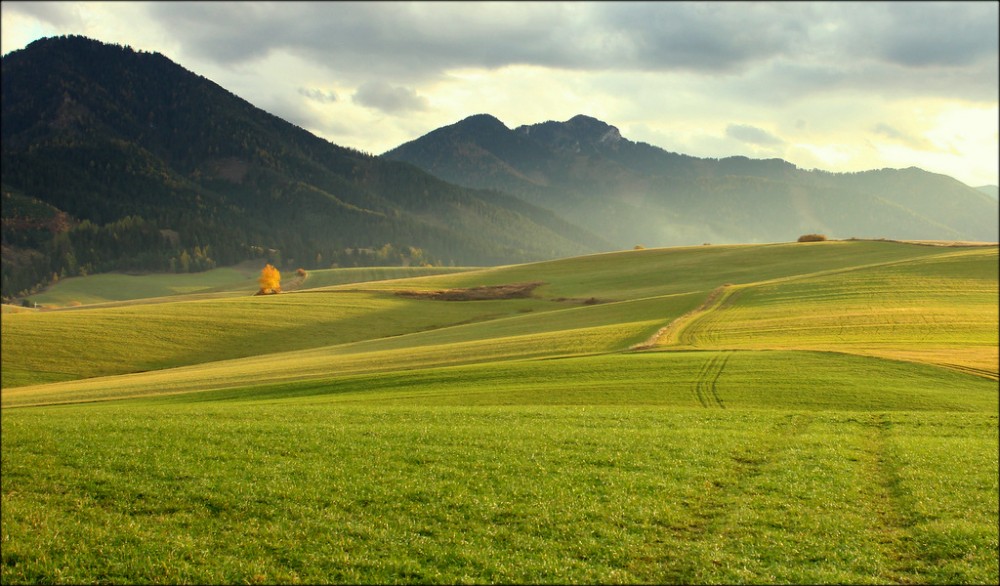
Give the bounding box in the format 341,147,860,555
726,124,786,146
352,81,429,114
871,123,941,153
298,87,338,103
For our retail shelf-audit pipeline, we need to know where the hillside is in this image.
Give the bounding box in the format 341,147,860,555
383,114,1000,248
3,239,995,403
3,240,996,584
977,185,999,200
0,36,607,299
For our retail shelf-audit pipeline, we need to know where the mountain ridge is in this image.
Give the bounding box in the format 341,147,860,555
0,36,608,299
384,114,998,248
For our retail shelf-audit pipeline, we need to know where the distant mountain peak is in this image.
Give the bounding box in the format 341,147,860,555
453,113,509,131
514,115,627,154
566,114,614,131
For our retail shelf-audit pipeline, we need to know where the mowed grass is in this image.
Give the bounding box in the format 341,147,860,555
0,291,567,389
22,265,477,309
667,247,999,376
24,267,259,307
2,402,996,584
380,240,961,301
1,292,707,407
295,266,477,290
143,350,998,413
2,240,998,584
3,240,976,393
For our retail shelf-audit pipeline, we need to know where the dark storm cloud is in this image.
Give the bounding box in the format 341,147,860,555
12,1,995,101
145,2,811,76
145,2,577,81
2,0,81,27
845,2,999,68
591,2,809,72
139,1,996,99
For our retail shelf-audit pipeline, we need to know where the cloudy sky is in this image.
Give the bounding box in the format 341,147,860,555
2,1,998,186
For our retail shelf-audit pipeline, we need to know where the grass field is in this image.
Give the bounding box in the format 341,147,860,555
2,240,997,584
22,265,477,308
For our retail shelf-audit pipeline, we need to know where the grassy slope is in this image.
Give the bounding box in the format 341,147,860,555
2,241,997,584
23,265,478,308
0,291,563,389
24,267,259,307
661,247,998,376
3,241,995,402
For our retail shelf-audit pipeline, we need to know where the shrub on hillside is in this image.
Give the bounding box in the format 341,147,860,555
797,233,827,242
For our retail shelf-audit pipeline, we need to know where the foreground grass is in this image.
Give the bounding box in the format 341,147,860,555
2,402,996,584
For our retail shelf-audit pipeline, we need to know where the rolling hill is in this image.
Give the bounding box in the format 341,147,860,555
383,114,1000,248
2,240,996,584
3,239,995,404
0,35,607,300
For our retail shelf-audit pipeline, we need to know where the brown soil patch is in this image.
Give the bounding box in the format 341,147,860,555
395,282,544,301
552,296,610,305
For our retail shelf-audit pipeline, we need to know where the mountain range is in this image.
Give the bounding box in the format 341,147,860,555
0,36,604,298
384,114,999,248
2,35,997,300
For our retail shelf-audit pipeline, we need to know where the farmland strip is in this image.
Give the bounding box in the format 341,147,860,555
933,363,999,381
630,285,732,350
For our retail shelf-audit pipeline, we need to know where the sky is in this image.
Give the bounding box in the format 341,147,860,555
2,1,998,187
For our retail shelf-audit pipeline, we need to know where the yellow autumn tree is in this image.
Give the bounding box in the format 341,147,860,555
258,263,281,295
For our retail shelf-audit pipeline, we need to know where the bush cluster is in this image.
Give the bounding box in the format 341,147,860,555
797,233,827,242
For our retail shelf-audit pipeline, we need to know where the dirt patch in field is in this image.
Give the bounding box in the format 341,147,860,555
395,282,544,301
552,296,611,305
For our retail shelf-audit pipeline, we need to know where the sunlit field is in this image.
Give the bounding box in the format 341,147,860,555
2,240,997,584
665,247,999,376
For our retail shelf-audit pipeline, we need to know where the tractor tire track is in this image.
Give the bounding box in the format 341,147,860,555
860,415,921,583
650,413,813,570
631,285,732,350
693,351,730,408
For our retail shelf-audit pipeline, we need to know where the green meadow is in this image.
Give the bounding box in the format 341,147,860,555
2,240,998,584
22,265,475,308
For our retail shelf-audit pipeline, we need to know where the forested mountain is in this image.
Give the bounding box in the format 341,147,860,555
384,114,1000,248
0,36,607,299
